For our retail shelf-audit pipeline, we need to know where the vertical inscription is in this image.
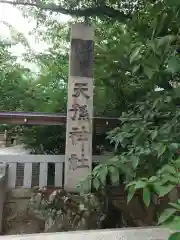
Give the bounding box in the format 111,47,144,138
65,24,94,192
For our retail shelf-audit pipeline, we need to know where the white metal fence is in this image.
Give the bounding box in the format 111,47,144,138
0,155,109,189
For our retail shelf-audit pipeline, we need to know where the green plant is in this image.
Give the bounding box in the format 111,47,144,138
168,232,180,240
28,187,106,231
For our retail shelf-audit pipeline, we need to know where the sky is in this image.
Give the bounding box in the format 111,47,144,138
0,3,70,55
0,3,70,71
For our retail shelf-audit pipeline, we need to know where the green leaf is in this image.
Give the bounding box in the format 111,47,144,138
130,46,142,63
154,184,174,197
98,165,108,186
77,175,92,193
175,172,180,179
135,180,147,189
157,144,167,158
157,35,176,47
155,13,168,38
131,156,139,169
127,185,136,203
169,232,180,240
152,98,160,108
164,216,180,230
149,176,158,183
167,56,180,74
159,165,177,175
132,64,140,73
108,165,120,185
174,158,180,168
143,187,151,207
170,143,180,151
93,164,103,175
147,40,156,53
165,96,172,103
144,66,154,79
166,175,179,184
92,177,100,190
169,202,180,210
151,130,158,140
125,181,136,189
158,208,177,225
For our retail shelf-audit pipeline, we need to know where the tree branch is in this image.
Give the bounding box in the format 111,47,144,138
0,0,129,21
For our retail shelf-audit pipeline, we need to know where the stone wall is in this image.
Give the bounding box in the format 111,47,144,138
3,189,44,235
2,186,176,235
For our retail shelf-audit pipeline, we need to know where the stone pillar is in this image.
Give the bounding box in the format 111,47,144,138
3,130,8,148
0,163,8,234
64,23,94,192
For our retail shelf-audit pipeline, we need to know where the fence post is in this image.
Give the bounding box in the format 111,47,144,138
64,23,94,192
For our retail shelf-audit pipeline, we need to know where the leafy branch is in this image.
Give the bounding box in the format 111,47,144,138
0,0,129,21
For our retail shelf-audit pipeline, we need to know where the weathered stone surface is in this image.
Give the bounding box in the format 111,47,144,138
3,213,44,235
0,163,8,233
8,188,33,199
0,227,175,240
3,197,45,235
65,23,94,192
3,188,45,235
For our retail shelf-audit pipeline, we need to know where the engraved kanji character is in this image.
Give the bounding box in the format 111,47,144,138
69,154,89,170
69,104,89,120
69,126,88,145
72,83,89,99
69,154,79,170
